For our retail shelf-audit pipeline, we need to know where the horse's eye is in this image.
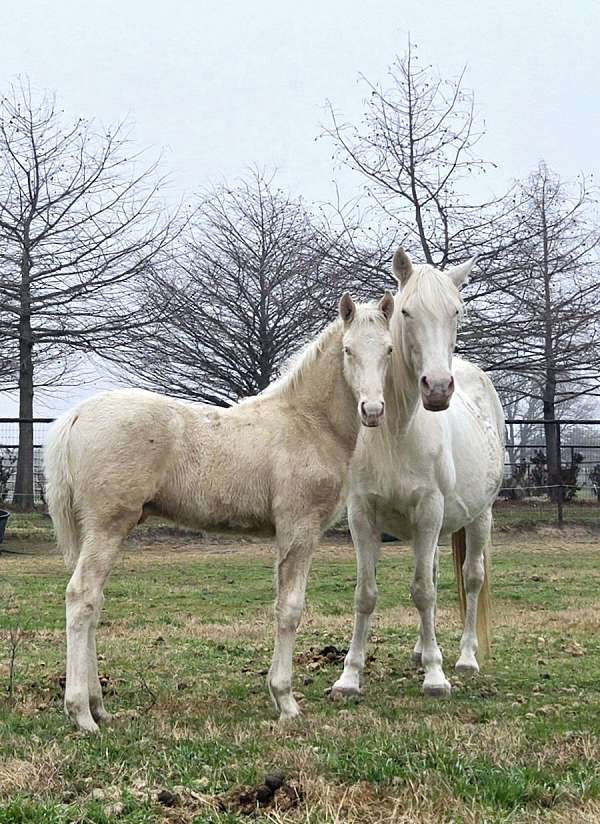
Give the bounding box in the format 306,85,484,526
344,347,352,356
401,309,410,318
387,346,393,355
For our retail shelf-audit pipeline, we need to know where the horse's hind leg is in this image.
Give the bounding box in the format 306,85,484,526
268,518,317,721
65,528,124,732
331,499,380,698
456,509,492,675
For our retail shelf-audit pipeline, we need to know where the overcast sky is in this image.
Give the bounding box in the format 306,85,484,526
2,0,599,416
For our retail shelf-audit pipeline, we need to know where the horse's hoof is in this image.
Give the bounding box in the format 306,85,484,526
330,683,361,700
423,681,452,698
455,662,479,677
410,651,423,667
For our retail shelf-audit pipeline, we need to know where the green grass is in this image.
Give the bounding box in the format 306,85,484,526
1,529,600,822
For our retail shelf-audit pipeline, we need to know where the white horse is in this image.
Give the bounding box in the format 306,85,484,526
45,292,395,732
331,250,505,700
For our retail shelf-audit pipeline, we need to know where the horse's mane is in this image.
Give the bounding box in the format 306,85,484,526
398,264,465,318
257,303,386,402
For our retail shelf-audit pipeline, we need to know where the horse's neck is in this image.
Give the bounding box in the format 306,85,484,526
289,330,358,451
386,343,421,432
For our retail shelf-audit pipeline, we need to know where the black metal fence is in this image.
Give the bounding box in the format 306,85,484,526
0,418,53,506
500,418,600,525
1,416,600,524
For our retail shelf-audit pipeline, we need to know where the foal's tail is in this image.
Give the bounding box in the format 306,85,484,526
452,527,492,657
44,409,80,570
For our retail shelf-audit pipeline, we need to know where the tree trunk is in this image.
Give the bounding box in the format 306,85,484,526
13,246,35,511
539,181,562,516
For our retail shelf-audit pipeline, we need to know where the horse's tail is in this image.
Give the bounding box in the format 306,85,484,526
44,409,80,570
452,527,492,658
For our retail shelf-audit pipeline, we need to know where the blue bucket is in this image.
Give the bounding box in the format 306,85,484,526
0,510,10,543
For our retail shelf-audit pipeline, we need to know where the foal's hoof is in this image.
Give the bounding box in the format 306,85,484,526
423,681,452,699
330,682,362,700
455,661,479,677
74,716,100,734
92,709,114,724
410,651,423,667
278,707,302,723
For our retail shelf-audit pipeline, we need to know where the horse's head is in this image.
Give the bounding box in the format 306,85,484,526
339,291,395,427
392,248,474,412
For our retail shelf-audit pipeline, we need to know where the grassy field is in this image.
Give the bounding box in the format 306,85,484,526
1,514,600,823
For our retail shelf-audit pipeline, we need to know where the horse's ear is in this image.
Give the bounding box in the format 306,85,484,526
391,248,413,285
378,290,395,323
447,257,476,288
339,292,356,324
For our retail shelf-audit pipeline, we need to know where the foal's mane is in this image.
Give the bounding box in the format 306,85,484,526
258,303,385,401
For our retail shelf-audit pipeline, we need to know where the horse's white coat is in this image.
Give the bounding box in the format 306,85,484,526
44,294,395,732
331,250,505,699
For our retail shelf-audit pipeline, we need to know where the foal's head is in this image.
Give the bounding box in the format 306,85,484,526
339,292,395,427
392,248,474,412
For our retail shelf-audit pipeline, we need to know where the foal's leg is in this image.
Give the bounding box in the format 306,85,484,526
268,519,317,721
411,544,440,667
331,500,380,698
455,508,491,675
65,530,122,732
88,599,111,723
411,496,450,697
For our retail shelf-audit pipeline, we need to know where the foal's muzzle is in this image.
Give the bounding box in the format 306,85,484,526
360,400,385,427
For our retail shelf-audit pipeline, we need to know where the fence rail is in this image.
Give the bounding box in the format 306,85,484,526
0,417,52,505
1,416,599,524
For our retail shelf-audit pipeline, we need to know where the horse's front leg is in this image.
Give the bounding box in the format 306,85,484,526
411,496,450,697
331,498,380,698
456,508,492,675
268,519,316,721
411,543,440,666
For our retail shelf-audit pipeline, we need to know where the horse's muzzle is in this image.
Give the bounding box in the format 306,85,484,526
421,373,454,412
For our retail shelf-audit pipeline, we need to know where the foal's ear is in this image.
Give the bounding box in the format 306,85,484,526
378,290,395,323
391,248,413,286
339,292,356,324
446,257,476,288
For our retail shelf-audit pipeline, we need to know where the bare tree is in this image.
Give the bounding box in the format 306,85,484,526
478,163,600,497
0,80,180,509
322,40,498,270
112,170,334,406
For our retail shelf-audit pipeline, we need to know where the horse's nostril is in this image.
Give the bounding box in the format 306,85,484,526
360,401,367,416
421,376,430,389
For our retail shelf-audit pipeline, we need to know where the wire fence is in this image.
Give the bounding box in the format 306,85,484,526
499,418,600,525
1,417,600,525
0,418,53,506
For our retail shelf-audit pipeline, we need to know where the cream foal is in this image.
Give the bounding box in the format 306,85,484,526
45,292,394,732
331,250,505,700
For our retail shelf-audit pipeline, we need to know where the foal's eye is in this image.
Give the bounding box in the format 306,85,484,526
401,309,410,318
387,346,393,355
344,347,352,356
